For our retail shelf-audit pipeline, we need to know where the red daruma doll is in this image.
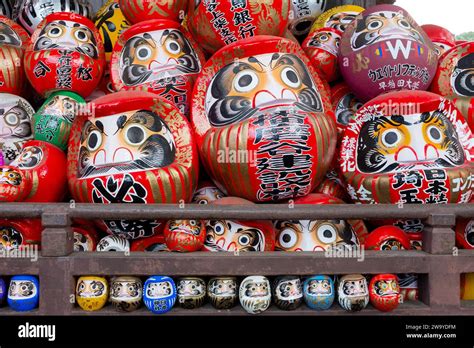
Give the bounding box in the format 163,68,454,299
0,16,29,96
369,274,401,312
339,91,474,205
110,19,205,116
191,35,336,203
24,12,105,98
67,91,199,239
164,219,206,252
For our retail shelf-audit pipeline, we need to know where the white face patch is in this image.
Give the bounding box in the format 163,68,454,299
146,281,173,299
8,280,37,299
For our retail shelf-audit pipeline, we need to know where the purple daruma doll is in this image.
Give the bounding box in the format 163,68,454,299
0,277,6,306
339,5,438,102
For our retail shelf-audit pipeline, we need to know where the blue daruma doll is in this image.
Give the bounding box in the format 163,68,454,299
7,275,39,311
0,277,6,306
143,276,176,314
303,275,335,310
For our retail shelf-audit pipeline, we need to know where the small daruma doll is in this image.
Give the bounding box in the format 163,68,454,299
67,91,199,239
32,91,85,151
431,42,474,98
203,197,275,252
239,276,271,315
364,226,412,251
76,276,108,311
111,19,205,116
0,277,5,306
302,28,342,83
421,24,456,57
207,277,238,310
272,276,303,311
119,0,187,24
339,5,438,102
192,181,225,204
369,274,401,312
274,194,365,252
110,276,142,312
164,219,206,252
191,35,336,202
0,219,42,251
176,277,206,309
0,93,34,164
24,12,105,98
143,275,177,314
330,82,363,137
303,275,335,311
7,275,39,312
337,274,369,312
456,219,474,249
0,16,29,96
186,0,291,54
287,0,327,37
7,140,68,202
340,91,474,205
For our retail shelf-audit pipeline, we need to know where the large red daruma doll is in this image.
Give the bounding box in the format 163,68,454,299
339,5,438,102
186,0,291,54
24,12,105,98
339,91,474,205
203,197,275,252
191,35,337,202
67,91,199,239
110,19,205,116
119,0,188,24
0,16,29,96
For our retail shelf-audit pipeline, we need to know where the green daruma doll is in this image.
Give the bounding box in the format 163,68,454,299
32,91,85,151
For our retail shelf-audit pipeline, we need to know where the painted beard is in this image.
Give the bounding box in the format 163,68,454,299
326,12,358,32
178,280,204,296
0,105,32,140
277,279,302,300
169,220,201,236
206,53,323,127
204,220,265,252
0,226,22,250
0,168,22,185
374,280,398,296
307,32,340,56
12,146,43,169
120,29,201,87
9,281,34,297
77,110,176,179
451,53,474,97
77,280,105,297
0,23,21,47
351,11,425,51
111,282,140,298
336,93,363,126
356,111,465,174
33,20,98,59
147,282,172,298
210,279,236,296
308,280,332,295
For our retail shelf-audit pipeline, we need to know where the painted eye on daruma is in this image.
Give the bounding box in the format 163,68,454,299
124,125,146,146
214,222,225,235
279,228,297,248
281,67,301,88
87,130,102,151
398,19,411,29
381,129,402,148
238,234,250,246
233,70,259,93
4,113,19,126
427,125,443,143
74,29,89,42
136,45,152,61
165,40,181,54
317,224,337,244
368,20,383,30
47,26,63,38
